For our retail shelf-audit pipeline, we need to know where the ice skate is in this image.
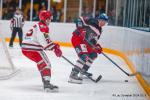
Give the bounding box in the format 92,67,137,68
79,66,93,79
68,68,83,84
83,71,93,77
79,71,93,79
43,80,59,92
42,76,59,92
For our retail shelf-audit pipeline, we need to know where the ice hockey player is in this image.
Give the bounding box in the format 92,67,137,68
68,13,108,84
21,10,62,92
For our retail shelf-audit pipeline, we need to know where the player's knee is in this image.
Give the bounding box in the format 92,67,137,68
79,54,89,62
37,61,51,76
37,61,47,70
89,52,97,60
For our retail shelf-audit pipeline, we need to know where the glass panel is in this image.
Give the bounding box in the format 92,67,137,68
123,0,150,31
51,0,64,22
66,0,79,23
116,0,125,26
31,0,41,21
0,0,2,19
95,0,106,18
20,0,30,21
2,0,19,20
82,0,93,17
144,0,150,28
107,0,116,25
27,0,47,21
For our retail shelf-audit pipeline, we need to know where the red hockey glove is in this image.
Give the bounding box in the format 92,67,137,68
95,44,102,54
54,44,62,57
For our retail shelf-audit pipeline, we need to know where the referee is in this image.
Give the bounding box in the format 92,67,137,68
9,8,24,47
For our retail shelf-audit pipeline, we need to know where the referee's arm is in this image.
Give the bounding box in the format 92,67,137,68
10,18,14,31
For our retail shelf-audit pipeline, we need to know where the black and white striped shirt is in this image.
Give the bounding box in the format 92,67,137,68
10,13,24,28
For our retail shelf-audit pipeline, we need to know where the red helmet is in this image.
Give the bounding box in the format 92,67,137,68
39,10,52,21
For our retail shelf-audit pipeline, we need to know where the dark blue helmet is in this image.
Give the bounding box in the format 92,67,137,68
97,13,108,21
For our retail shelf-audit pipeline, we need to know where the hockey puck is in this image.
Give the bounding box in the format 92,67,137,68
124,80,128,82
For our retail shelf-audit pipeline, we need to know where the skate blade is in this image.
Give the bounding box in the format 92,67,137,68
44,88,59,93
79,73,92,79
68,78,82,84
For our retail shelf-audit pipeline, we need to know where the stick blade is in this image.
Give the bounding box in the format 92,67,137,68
95,75,102,83
129,72,139,76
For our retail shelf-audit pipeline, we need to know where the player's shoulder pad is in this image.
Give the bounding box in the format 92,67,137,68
74,17,84,28
38,22,49,33
88,18,98,26
75,17,90,28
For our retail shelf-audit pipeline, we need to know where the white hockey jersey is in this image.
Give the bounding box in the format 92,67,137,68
22,22,55,51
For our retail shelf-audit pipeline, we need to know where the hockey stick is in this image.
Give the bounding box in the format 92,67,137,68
101,52,139,76
61,55,102,83
0,69,21,80
83,37,139,77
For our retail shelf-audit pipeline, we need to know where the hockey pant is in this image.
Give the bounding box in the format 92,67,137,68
71,35,97,71
22,49,51,81
75,51,97,72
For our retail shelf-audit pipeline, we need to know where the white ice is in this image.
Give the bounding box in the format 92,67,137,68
0,44,149,100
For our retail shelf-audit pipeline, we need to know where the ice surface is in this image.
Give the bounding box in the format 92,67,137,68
0,44,149,100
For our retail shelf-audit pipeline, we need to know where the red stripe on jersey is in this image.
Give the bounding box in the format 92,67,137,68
22,43,43,47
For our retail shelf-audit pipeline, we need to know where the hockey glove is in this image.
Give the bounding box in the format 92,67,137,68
94,44,102,54
54,43,62,57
